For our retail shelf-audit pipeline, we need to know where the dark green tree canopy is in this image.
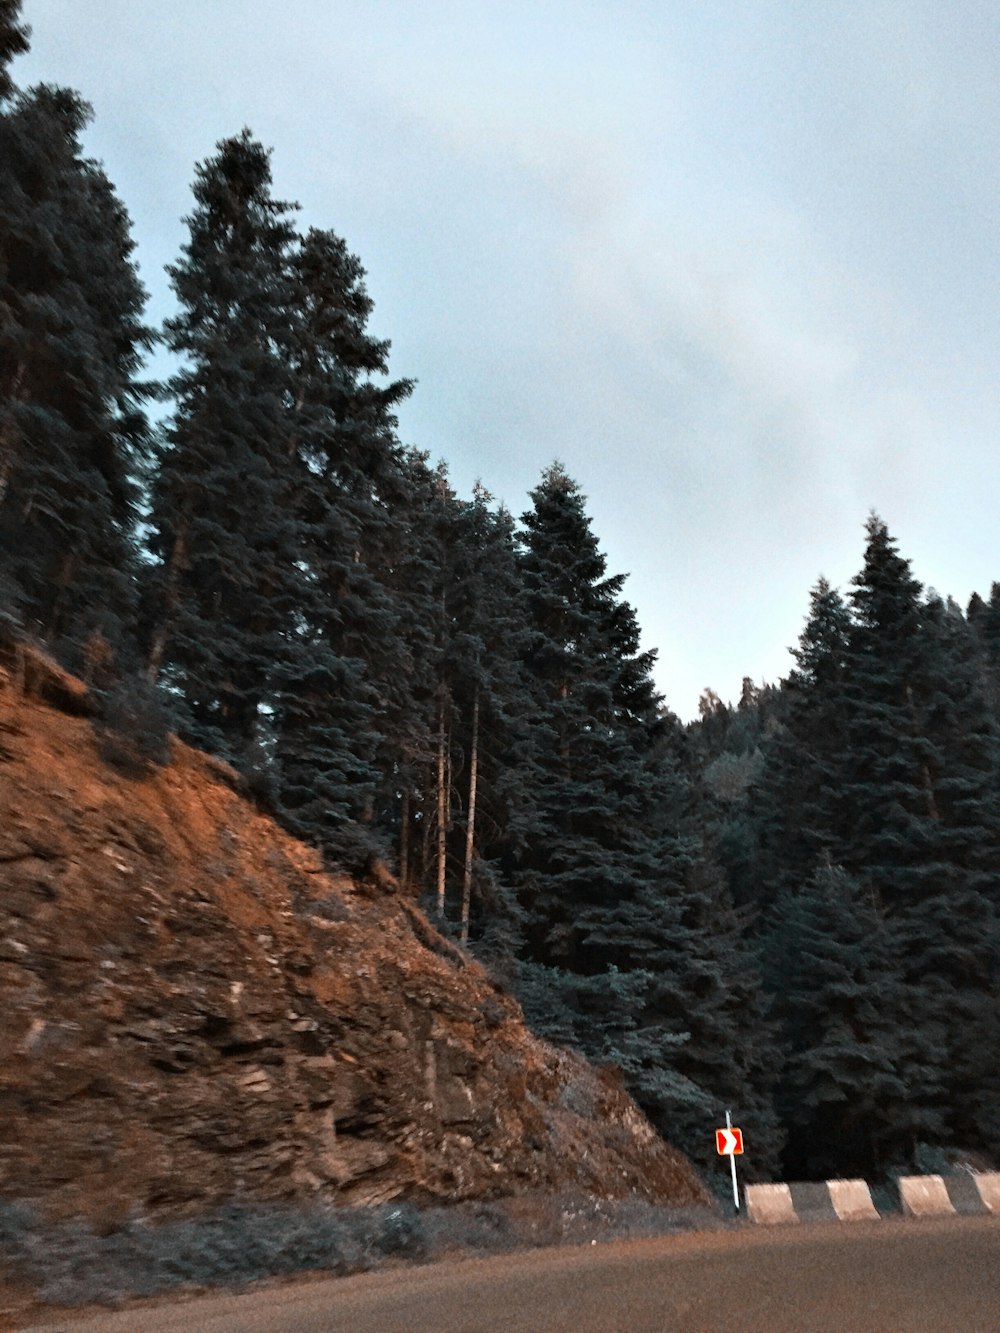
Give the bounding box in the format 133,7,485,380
0,0,29,103
146,131,303,757
0,59,153,665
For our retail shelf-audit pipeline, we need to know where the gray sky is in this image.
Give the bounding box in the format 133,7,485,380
17,1,1000,718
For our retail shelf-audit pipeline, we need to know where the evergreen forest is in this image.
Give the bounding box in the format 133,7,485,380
3,1,999,1186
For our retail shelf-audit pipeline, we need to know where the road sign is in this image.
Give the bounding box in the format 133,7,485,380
716,1126,744,1156
719,1112,743,1214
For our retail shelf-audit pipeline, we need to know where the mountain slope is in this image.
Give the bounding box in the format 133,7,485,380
0,652,707,1230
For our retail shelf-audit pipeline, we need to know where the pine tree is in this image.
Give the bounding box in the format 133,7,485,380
608,771,784,1177
0,0,28,103
740,522,1000,1172
508,464,783,1168
967,583,1000,720
447,490,535,951
380,466,532,945
829,518,1000,1161
1,9,153,667
898,594,1000,1154
835,517,931,896
370,455,457,901
510,460,671,1009
754,578,853,908
511,463,663,969
762,863,905,1178
147,131,304,763
271,225,412,866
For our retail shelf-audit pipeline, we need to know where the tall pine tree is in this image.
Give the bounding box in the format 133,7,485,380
271,225,412,866
754,578,853,910
147,131,304,763
1,3,153,666
511,464,781,1170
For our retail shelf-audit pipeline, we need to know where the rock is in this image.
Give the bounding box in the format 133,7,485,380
436,1075,476,1125
0,679,710,1228
316,1139,392,1186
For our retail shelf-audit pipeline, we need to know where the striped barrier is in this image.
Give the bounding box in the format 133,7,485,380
828,1178,881,1221
745,1183,798,1225
746,1173,1000,1224
898,1172,1000,1217
975,1172,1000,1213
746,1179,877,1224
898,1174,954,1217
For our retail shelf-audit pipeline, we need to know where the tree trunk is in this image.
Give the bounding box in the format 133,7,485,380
460,684,480,946
559,678,571,778
905,683,941,821
399,787,410,890
436,691,448,917
44,550,77,644
421,778,434,890
147,525,187,682
285,385,307,458
920,764,940,821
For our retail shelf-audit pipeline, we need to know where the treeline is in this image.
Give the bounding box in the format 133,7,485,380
2,0,999,1183
693,537,1000,1178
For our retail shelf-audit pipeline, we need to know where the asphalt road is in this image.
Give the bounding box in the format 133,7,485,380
28,1216,1000,1333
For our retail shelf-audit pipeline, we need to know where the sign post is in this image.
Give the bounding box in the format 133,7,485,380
715,1110,743,1213
726,1110,739,1213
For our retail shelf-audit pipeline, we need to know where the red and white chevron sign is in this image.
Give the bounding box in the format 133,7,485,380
716,1126,744,1155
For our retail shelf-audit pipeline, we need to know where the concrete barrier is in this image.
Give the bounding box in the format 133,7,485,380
898,1174,955,1218
828,1178,880,1221
746,1179,879,1224
746,1174,999,1225
942,1172,989,1215
787,1181,839,1223
971,1172,1000,1214
745,1183,798,1225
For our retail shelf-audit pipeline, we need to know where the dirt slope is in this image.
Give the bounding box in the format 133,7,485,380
0,655,707,1229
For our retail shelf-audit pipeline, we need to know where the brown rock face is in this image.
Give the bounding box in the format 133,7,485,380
0,661,708,1227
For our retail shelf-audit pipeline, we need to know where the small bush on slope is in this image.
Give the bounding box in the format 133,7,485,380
0,1194,722,1309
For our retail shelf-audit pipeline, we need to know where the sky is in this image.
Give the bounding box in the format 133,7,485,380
15,1,1000,718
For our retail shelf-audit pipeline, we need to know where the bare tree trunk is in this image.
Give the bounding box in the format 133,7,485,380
421,778,434,889
436,692,448,917
44,550,77,645
399,787,410,891
905,684,940,820
147,526,187,682
921,764,940,820
460,683,480,947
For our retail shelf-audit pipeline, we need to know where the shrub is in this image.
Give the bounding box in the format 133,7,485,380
0,1192,721,1310
93,674,172,775
373,1203,426,1259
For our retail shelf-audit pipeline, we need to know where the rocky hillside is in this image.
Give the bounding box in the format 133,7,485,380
0,652,707,1231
